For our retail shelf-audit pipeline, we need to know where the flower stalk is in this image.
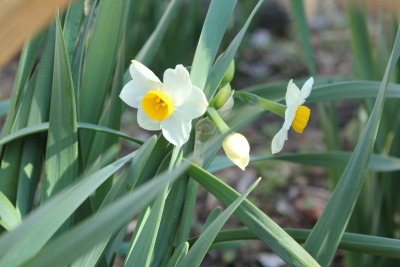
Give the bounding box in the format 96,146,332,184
205,107,231,135
234,91,287,117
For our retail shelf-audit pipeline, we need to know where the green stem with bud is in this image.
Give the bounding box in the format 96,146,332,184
234,91,287,117
206,107,230,135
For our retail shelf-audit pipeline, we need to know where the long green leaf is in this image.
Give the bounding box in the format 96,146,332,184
202,207,221,232
63,0,85,63
41,15,78,214
134,0,181,64
303,27,400,266
0,152,136,267
0,122,143,147
122,0,182,85
188,229,400,259
15,135,42,217
16,22,56,217
0,70,38,203
2,32,44,136
71,0,99,97
186,161,319,266
165,242,188,267
0,192,21,231
203,0,265,100
347,1,374,80
151,170,189,266
242,80,400,103
125,147,182,267
79,0,127,165
70,136,157,267
190,0,237,89
87,36,126,210
18,157,192,267
177,179,260,267
208,153,400,173
289,0,316,75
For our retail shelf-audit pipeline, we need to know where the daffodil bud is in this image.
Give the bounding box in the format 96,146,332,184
222,133,250,170
214,83,232,109
222,60,235,83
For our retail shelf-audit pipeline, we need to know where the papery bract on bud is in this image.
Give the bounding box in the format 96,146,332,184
120,60,208,147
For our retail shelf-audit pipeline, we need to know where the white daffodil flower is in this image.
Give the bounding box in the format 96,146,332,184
120,60,208,147
271,77,314,154
222,133,250,170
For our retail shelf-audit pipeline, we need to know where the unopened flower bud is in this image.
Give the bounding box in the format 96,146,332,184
222,133,250,170
214,83,232,109
222,60,235,83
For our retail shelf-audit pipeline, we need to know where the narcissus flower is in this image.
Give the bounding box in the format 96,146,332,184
222,133,250,170
271,77,314,154
120,61,208,147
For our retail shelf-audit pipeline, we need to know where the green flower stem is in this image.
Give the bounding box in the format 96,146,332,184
234,91,287,117
205,107,230,134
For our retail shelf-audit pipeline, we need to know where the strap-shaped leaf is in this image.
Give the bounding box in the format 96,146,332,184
177,179,260,267
41,15,78,213
165,242,188,267
241,81,400,103
303,27,400,266
0,122,144,147
17,157,192,267
203,0,265,100
186,161,320,266
0,192,21,231
208,153,400,173
0,151,136,267
188,229,400,259
125,147,182,267
70,137,157,267
62,0,85,63
79,0,127,165
190,0,237,89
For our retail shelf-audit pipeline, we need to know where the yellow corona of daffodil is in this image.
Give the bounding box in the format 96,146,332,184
271,77,314,154
120,61,208,147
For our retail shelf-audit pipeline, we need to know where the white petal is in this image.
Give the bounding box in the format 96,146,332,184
130,60,161,82
120,78,162,108
162,64,192,106
285,79,301,107
299,77,314,105
282,105,297,130
271,128,288,154
137,108,161,131
160,113,192,147
174,86,208,120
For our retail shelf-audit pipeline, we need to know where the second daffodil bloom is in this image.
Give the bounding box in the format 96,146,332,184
222,133,250,171
271,77,314,154
120,61,208,147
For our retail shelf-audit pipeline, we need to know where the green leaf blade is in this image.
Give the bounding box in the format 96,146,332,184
303,27,400,266
41,15,78,209
177,178,260,267
186,162,320,267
